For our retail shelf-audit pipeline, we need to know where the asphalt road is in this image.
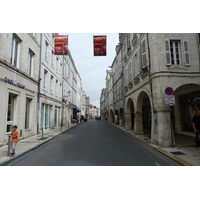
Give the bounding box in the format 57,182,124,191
9,120,180,166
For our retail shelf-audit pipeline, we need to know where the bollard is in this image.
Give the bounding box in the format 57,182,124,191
68,121,69,128
7,135,11,156
41,127,44,139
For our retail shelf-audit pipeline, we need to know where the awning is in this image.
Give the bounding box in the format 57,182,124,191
76,108,81,112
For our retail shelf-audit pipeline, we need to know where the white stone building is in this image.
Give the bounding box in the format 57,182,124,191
0,33,40,146
101,33,200,147
0,33,88,146
89,105,100,118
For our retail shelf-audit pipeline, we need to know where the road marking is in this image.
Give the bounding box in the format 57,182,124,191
154,162,161,166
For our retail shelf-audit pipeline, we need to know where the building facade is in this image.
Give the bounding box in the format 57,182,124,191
0,33,88,147
100,33,200,147
0,33,40,146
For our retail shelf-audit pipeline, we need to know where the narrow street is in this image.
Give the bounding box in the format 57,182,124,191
9,120,180,166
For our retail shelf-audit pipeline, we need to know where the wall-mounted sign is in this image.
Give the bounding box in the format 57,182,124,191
165,95,175,106
7,121,13,125
4,77,25,89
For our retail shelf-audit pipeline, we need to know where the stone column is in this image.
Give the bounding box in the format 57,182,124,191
134,111,143,135
119,117,124,126
154,108,172,147
125,112,132,130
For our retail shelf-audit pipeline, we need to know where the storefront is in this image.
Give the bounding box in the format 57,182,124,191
0,74,37,146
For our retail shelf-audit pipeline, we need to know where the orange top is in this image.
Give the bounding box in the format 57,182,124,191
10,131,18,143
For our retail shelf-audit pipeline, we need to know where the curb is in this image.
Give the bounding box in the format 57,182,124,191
104,120,191,166
0,124,78,166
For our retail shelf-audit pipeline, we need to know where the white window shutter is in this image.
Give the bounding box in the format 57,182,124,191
141,40,146,68
183,40,190,66
165,39,171,65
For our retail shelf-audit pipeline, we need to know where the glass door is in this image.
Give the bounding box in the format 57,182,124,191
7,94,16,132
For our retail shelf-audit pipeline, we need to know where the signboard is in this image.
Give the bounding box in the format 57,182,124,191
4,77,25,89
93,35,106,56
7,121,13,125
165,87,174,95
54,35,68,55
165,95,175,106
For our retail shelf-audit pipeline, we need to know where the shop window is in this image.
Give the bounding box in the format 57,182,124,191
41,104,52,130
54,107,60,127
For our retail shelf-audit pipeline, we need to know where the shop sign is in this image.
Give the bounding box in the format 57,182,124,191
165,95,175,106
4,77,25,89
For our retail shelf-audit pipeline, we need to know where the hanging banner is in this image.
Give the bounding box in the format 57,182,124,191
93,35,106,56
54,35,68,55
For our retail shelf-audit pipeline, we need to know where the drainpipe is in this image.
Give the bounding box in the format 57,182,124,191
196,33,200,72
37,33,42,135
146,33,155,144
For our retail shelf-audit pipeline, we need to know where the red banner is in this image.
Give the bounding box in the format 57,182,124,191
93,35,106,56
54,35,68,55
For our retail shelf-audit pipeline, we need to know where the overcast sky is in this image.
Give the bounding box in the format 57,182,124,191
66,33,119,108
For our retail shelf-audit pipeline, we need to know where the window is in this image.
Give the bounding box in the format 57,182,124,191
41,104,51,130
133,53,139,77
56,57,59,73
28,49,34,76
165,39,190,66
45,41,49,60
25,98,32,129
141,40,147,68
55,80,58,95
170,41,181,65
127,33,131,51
51,50,54,68
54,107,60,127
44,69,48,89
60,63,62,76
11,37,20,67
50,75,54,92
128,62,132,82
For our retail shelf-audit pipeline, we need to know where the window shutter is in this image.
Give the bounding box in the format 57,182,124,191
141,40,146,68
183,40,190,66
165,39,171,65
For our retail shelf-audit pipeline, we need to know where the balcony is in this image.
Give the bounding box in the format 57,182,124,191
128,81,133,89
140,66,149,78
132,34,138,46
133,74,140,84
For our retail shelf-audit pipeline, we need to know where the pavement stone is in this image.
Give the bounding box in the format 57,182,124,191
0,123,78,166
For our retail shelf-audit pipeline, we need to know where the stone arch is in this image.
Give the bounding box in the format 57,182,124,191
125,98,135,130
109,109,114,123
173,83,200,147
114,109,119,124
135,91,152,136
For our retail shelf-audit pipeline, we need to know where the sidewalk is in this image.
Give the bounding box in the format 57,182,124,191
0,123,78,166
111,123,200,166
